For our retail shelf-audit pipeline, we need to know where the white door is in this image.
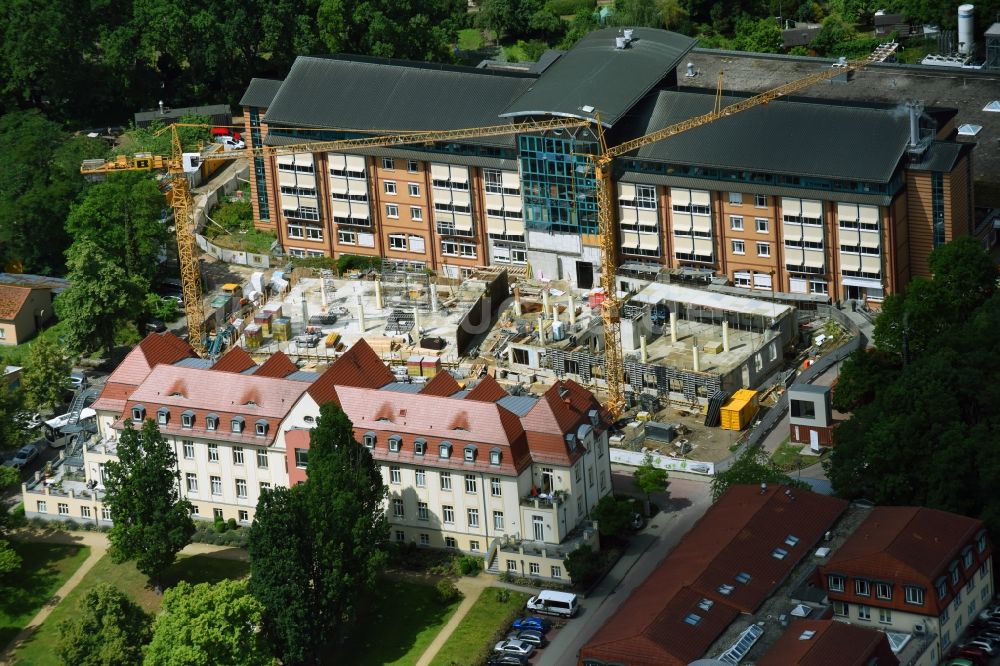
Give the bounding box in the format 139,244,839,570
809,430,820,453
533,515,545,541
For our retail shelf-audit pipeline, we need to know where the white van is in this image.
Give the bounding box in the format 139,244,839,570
526,590,579,618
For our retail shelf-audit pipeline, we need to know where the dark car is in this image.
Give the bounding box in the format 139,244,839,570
10,444,39,470
485,655,529,666
512,616,552,633
954,647,989,666
145,320,167,333
508,629,548,648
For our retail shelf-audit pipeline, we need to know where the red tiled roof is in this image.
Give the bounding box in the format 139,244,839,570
757,620,899,666
581,486,848,666
308,339,394,405
523,379,610,435
212,346,257,373
92,333,196,412
419,372,461,397
254,351,297,378
0,285,32,321
464,375,508,403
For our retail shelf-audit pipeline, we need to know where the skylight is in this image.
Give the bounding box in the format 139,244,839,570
718,584,735,596
983,100,1000,112
785,535,800,547
958,123,982,136
798,630,816,640
698,598,715,611
684,613,702,626
735,572,752,584
772,548,789,560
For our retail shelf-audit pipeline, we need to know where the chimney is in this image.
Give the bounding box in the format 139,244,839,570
907,99,923,148
158,100,165,115
685,62,696,78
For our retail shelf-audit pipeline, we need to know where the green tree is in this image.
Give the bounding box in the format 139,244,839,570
564,543,603,586
144,579,274,666
248,402,388,664
590,495,634,537
0,465,22,577
609,0,664,26
103,419,194,588
831,348,901,412
633,453,668,512
57,237,145,355
0,381,28,454
733,16,782,53
20,337,71,412
657,0,688,29
55,583,153,666
318,0,465,62
559,7,600,48
810,12,854,55
712,445,807,501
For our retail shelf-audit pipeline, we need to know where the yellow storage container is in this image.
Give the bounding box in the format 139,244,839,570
324,331,340,348
720,389,760,431
272,317,292,342
243,324,262,350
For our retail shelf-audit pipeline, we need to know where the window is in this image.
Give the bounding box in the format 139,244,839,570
390,466,401,484
828,575,845,592
381,158,394,170
182,411,194,428
552,566,562,579
208,444,219,462
470,540,480,552
211,476,222,495
588,467,594,487
233,447,244,465
388,436,401,453
132,405,145,422
383,180,397,195
855,579,871,596
440,472,452,491
81,506,91,518
442,505,454,524
978,530,988,553
260,482,271,494
407,160,419,172
183,442,195,459
575,465,582,483
878,608,892,624
981,562,990,579
876,582,892,600
465,474,477,493
236,479,247,499
493,511,504,530
463,446,476,462
256,449,268,468
969,601,978,618
439,442,452,459
390,498,404,518
635,185,656,209
790,400,816,419
467,508,479,528
410,206,422,221
414,438,426,456
964,547,975,569
529,562,540,576
730,215,744,231
951,563,960,585
408,183,420,197
755,218,769,233
732,240,745,255
206,414,218,431
600,471,607,491
186,473,198,492
415,469,426,487
785,534,800,547
736,572,752,584
157,407,169,425
756,242,770,257
419,533,429,546
729,192,743,205
858,605,871,621
833,601,849,617
239,510,249,523
101,507,111,521
386,205,399,219
445,537,457,549
395,530,405,542
507,559,518,572
417,502,428,521
295,448,308,469
231,417,244,434
490,449,501,465
810,279,828,295
58,503,69,515
255,420,268,436
755,194,767,207
363,432,376,449
684,613,701,626
772,547,788,560
491,477,502,497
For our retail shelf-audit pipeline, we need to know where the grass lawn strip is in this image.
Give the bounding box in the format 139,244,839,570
458,28,484,50
0,542,90,652
771,440,822,470
433,588,531,666
12,552,249,665
337,577,462,666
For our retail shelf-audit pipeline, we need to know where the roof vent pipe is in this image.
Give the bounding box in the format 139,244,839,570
685,62,696,77
615,36,627,49
907,99,923,148
158,100,165,115
623,28,634,41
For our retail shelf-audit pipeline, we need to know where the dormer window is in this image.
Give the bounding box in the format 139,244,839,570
231,416,245,434
363,432,376,449
464,445,477,462
131,405,146,423
181,410,195,428
414,438,426,455
255,419,268,436
963,546,974,569
490,448,502,465
565,433,577,451
157,407,169,425
588,409,599,426
439,441,452,459
388,435,402,453
206,413,219,431
977,529,988,553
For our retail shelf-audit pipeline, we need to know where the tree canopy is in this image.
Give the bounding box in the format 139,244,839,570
0,381,28,454
711,444,808,501
248,402,388,664
20,337,71,412
55,582,153,666
104,419,194,587
0,465,22,578
633,453,668,511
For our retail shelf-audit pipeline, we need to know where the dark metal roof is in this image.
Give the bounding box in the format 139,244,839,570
619,89,910,182
240,78,283,108
501,28,697,127
265,133,518,167
906,141,970,172
263,55,536,135
134,104,231,126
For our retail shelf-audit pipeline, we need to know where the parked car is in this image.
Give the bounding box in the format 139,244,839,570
493,639,534,657
508,629,548,648
946,659,975,666
511,616,552,633
975,631,1000,643
10,444,39,470
954,647,989,666
68,372,88,390
962,640,996,657
485,655,529,666
221,137,245,151
295,334,321,348
978,606,1000,621
16,411,42,430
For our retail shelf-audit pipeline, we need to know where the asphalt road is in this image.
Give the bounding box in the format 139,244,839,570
536,472,712,666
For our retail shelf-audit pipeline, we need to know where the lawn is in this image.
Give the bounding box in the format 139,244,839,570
0,320,69,366
771,439,823,470
434,587,531,666
458,28,484,51
336,577,462,666
0,542,90,652
12,552,249,665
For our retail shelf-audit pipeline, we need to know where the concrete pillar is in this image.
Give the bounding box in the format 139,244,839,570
513,286,522,317
567,296,576,325
542,288,550,316
507,346,515,365
430,283,439,312
693,342,701,372
320,279,327,306
538,318,546,346
640,335,648,363
374,279,384,310
414,307,421,336
722,320,730,353
356,295,365,333
553,304,561,321
301,299,309,327
670,311,678,343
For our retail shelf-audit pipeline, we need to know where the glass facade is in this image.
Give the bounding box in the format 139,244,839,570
519,133,598,234
931,172,945,248
249,109,270,221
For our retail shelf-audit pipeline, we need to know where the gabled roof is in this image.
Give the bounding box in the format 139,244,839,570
581,485,848,666
212,346,257,373
307,339,395,405
501,27,697,127
757,620,899,666
239,77,283,108
0,285,33,321
824,506,983,582
419,371,461,397
464,375,509,403
253,351,298,378
92,333,196,412
523,379,610,435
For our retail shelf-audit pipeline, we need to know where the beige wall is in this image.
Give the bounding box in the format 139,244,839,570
0,288,53,346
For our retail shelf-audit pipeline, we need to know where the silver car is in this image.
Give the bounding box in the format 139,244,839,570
494,639,534,657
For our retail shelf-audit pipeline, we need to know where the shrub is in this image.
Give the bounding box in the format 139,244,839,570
564,544,603,588
495,588,511,602
545,0,594,16
454,555,483,576
436,579,463,604
227,517,238,531
214,518,227,533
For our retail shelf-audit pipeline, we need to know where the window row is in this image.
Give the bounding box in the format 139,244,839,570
372,432,504,466
184,442,270,468
388,466,504,496
185,474,251,499
381,158,420,173
730,240,770,257
36,501,112,522
133,406,268,436
383,181,421,197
